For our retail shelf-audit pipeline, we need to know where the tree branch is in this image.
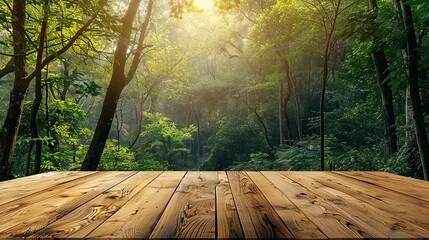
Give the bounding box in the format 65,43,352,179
126,0,154,84
25,1,106,82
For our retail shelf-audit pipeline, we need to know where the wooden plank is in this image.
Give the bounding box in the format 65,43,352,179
29,171,162,238
335,171,429,202
0,171,136,238
247,171,327,239
367,171,429,191
216,171,244,239
0,172,104,216
150,171,217,239
227,171,294,239
88,171,185,239
0,171,96,205
311,172,429,231
262,172,382,239
285,172,429,238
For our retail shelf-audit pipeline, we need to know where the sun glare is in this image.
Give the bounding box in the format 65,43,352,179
194,0,215,12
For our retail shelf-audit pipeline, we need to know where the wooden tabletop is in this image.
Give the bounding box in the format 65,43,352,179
0,171,429,239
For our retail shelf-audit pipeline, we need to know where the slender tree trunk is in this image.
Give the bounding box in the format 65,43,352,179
283,60,293,146
60,61,70,101
194,111,202,157
0,2,103,180
0,0,27,181
399,0,429,180
81,0,153,170
293,77,302,140
241,96,274,151
30,0,49,174
371,49,398,159
393,0,421,178
368,0,397,161
82,90,121,170
278,78,284,145
129,100,144,149
320,56,328,171
320,0,341,171
26,142,33,175
149,95,158,113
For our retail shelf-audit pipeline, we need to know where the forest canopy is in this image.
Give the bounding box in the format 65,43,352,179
0,0,428,181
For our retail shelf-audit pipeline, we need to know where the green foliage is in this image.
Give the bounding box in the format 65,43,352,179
68,139,139,171
168,0,201,18
200,118,269,170
229,152,276,170
139,112,196,169
272,136,385,171
326,145,385,171
2,0,428,179
97,140,138,171
139,158,169,171
42,150,75,171
275,137,321,171
20,100,86,143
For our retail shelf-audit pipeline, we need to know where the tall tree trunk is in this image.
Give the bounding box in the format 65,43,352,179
320,0,341,171
26,142,33,175
60,61,70,101
399,0,429,180
30,0,49,174
0,1,103,180
371,50,398,159
278,78,284,145
149,95,158,113
283,59,293,146
129,99,144,149
82,90,121,170
402,89,421,178
240,93,275,151
81,0,153,170
393,0,421,178
368,0,398,160
293,76,302,140
0,0,28,181
194,111,202,157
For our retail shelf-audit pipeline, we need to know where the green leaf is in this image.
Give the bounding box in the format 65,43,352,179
43,4,51,14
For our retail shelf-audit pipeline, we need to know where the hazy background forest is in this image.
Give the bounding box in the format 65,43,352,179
0,0,428,181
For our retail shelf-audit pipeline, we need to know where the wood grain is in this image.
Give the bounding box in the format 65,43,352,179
0,171,96,205
335,171,429,202
228,171,294,239
29,171,162,238
0,171,428,239
216,171,244,239
317,172,429,231
88,171,185,239
367,171,429,191
262,171,382,239
286,172,429,238
0,171,136,238
0,171,103,216
150,171,218,239
247,171,327,239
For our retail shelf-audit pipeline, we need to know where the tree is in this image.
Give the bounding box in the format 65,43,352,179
0,0,106,180
368,0,397,160
30,0,50,174
0,0,27,181
397,0,429,180
200,117,268,170
138,112,196,169
303,0,360,170
81,0,154,170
